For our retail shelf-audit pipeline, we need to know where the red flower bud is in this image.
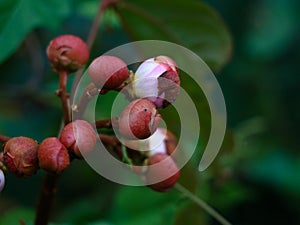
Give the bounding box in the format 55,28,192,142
118,99,161,139
88,55,129,90
145,153,180,192
38,137,70,173
46,34,89,73
3,137,39,178
59,120,97,158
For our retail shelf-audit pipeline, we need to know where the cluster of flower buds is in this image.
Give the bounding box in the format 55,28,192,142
0,120,97,192
6,34,181,193
87,55,181,192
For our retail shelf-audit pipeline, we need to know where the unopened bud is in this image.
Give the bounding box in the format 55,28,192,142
88,55,129,90
46,34,89,73
145,153,180,192
3,137,39,178
60,120,97,158
118,99,161,139
38,137,70,173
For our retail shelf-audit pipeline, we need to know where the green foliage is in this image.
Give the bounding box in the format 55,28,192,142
0,207,35,225
115,0,232,71
111,187,179,225
0,0,72,63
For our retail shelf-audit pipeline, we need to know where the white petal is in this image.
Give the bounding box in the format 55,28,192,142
133,76,159,99
135,58,167,80
148,128,167,156
0,169,5,193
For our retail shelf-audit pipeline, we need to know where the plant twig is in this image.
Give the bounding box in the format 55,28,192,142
99,134,122,157
99,133,120,147
72,0,120,95
86,0,120,49
34,173,59,225
72,83,99,120
0,135,10,143
57,71,70,124
95,118,118,129
35,70,71,225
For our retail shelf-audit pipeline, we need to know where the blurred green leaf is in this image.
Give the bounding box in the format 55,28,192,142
243,149,300,196
243,0,298,60
86,222,113,225
0,0,72,63
114,0,232,71
174,202,208,225
0,207,34,225
111,186,179,225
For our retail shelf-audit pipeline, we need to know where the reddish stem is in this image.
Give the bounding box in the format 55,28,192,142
34,173,59,225
99,134,122,157
35,71,70,225
95,118,118,129
0,135,10,143
72,0,120,92
73,83,99,120
57,71,70,124
86,0,120,49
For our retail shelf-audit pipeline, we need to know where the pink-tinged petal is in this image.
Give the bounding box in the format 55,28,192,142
135,58,167,80
155,55,178,72
129,56,180,109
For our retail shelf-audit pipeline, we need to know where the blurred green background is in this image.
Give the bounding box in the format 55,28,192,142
0,0,300,224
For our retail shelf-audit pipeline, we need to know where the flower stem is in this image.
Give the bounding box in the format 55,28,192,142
95,118,118,129
0,135,10,143
35,71,70,225
99,134,122,157
72,0,120,93
57,71,71,124
86,0,119,49
72,83,99,120
175,183,232,225
34,173,59,225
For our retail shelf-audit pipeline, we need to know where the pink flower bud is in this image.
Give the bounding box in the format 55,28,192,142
88,55,129,90
3,137,39,178
0,169,5,192
59,120,97,158
145,153,180,192
46,34,89,73
118,99,161,140
130,56,180,108
38,137,70,173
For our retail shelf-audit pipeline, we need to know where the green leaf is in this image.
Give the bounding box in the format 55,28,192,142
0,207,35,225
111,186,179,225
114,0,232,71
174,202,208,225
0,0,72,63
